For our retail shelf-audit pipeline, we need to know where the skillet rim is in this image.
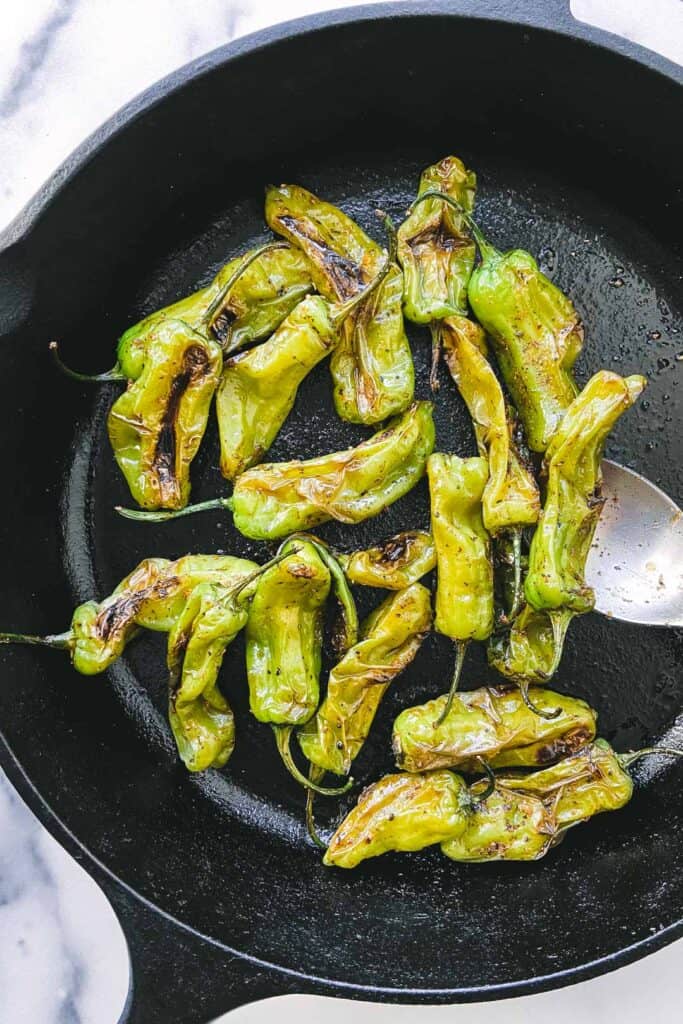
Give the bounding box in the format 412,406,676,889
0,0,681,1003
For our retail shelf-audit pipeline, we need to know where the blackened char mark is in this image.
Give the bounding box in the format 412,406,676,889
278,215,365,301
153,345,210,501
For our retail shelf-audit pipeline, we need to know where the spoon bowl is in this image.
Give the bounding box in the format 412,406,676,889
587,460,683,627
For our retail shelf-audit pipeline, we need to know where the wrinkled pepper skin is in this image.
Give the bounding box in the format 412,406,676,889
265,183,414,423
467,246,584,452
216,295,337,479
69,554,257,674
428,453,494,643
441,317,540,534
231,401,435,540
525,371,647,614
441,739,634,863
337,531,436,589
167,583,248,771
488,605,573,687
245,540,331,725
116,244,313,376
108,319,222,509
324,770,468,869
298,583,433,776
393,686,596,773
397,155,476,323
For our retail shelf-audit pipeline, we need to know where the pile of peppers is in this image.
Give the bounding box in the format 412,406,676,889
4,151,677,872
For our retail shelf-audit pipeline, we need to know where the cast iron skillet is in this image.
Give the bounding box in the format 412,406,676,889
0,2,681,1021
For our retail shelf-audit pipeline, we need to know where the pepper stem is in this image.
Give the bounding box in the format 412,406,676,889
202,240,289,334
410,190,499,262
474,758,496,802
115,496,233,523
429,321,442,392
273,726,354,796
434,640,468,727
0,630,73,650
305,766,329,850
618,747,683,769
329,212,397,327
49,342,127,383
519,681,562,720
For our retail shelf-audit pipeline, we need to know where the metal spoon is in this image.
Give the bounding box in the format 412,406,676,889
586,461,683,627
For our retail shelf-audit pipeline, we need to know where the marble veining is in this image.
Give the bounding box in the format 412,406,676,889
0,2,681,1023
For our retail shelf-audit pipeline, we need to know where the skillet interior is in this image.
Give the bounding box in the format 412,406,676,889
0,7,681,998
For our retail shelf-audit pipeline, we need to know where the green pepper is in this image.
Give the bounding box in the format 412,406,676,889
245,539,331,726
337,531,436,589
440,740,682,863
0,553,258,675
215,234,393,480
398,155,476,324
106,318,222,509
323,770,469,869
393,685,596,773
525,370,647,614
428,453,494,721
441,315,540,618
412,191,584,451
487,605,573,698
265,183,414,423
119,401,436,541
165,552,293,772
298,583,433,777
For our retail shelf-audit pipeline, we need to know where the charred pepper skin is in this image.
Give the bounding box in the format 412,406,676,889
440,317,540,536
323,770,468,869
265,183,414,424
108,318,223,510
337,531,436,589
298,583,433,776
117,243,313,374
393,686,597,773
397,155,477,324
525,371,647,614
0,554,259,676
245,539,331,726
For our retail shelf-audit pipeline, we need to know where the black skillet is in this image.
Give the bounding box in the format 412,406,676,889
0,2,681,1021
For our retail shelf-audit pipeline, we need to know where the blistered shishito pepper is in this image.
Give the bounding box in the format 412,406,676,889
398,155,476,324
324,770,468,869
0,553,258,674
488,605,573,697
216,235,392,479
393,686,596,773
413,191,584,451
246,538,331,727
265,183,414,424
119,401,436,541
525,370,646,614
51,243,312,509
428,453,494,721
441,740,683,863
441,315,540,618
298,583,433,777
165,553,288,772
337,531,436,590
398,155,476,387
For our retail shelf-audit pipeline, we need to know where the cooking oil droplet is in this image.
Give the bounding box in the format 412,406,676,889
538,246,556,273
648,330,662,341
609,277,624,288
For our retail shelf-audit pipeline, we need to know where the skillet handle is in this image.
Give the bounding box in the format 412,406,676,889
99,878,304,1023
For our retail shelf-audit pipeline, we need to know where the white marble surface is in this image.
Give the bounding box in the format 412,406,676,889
0,2,681,1023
